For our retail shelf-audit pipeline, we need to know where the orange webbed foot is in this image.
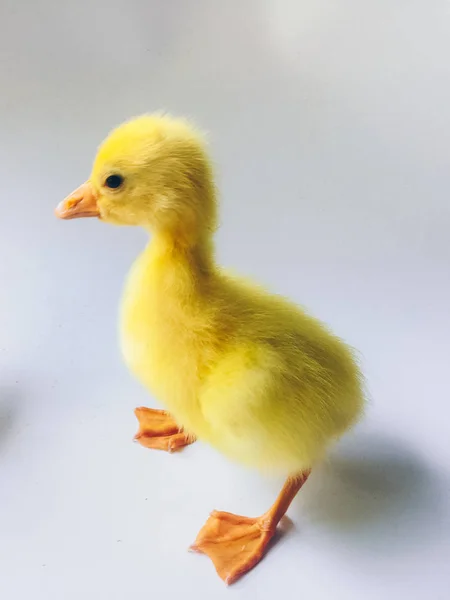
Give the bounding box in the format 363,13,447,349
190,511,275,585
134,407,195,453
190,474,311,584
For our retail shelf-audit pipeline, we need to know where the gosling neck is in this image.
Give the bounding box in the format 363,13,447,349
145,230,216,288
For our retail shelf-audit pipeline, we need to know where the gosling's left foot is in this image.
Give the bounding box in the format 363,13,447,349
134,407,195,453
190,511,276,585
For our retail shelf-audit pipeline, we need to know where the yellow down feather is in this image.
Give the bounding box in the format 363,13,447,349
89,114,364,475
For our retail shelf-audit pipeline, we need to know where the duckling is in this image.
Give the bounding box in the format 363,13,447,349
55,114,365,585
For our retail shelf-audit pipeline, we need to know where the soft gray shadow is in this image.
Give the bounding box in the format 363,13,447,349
0,388,20,452
297,431,448,553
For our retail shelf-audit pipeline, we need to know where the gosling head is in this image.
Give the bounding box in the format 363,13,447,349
56,114,217,245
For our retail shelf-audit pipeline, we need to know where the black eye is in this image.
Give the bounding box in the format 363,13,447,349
105,174,124,189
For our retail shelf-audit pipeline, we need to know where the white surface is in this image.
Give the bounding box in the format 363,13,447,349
1,1,450,598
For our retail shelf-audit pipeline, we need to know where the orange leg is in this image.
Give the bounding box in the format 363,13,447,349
190,470,311,585
134,407,195,453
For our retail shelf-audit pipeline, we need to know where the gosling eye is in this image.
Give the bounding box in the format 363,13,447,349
104,174,124,189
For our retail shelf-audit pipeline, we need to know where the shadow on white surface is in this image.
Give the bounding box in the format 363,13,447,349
301,431,446,553
0,387,20,453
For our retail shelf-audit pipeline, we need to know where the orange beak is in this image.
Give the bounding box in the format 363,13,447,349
55,181,100,220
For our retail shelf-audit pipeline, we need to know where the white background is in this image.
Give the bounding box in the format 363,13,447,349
1,1,450,598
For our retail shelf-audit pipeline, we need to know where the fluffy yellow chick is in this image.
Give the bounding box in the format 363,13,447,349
56,114,364,585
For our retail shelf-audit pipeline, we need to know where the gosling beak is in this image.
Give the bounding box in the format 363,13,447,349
55,181,100,220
